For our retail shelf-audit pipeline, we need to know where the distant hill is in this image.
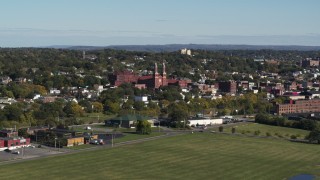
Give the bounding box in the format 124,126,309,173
48,44,320,52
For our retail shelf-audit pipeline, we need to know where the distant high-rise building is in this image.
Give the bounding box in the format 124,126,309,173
181,48,192,56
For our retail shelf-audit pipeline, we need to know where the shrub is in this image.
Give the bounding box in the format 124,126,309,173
136,120,152,135
231,127,236,134
290,135,297,139
254,130,261,136
266,132,271,136
218,126,223,132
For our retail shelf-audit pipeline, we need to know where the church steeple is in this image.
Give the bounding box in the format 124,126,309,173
162,62,166,76
154,63,159,75
162,62,168,86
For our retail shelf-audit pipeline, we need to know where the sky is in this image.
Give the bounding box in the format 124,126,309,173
0,0,320,47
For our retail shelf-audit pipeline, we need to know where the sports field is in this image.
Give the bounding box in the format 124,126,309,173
0,133,319,179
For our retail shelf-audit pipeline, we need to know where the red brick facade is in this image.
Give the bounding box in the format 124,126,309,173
0,139,4,149
109,63,188,89
276,99,320,115
0,137,30,150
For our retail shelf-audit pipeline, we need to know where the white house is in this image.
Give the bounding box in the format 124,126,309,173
134,96,148,103
49,88,61,95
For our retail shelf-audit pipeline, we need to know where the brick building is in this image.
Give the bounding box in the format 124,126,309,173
108,70,139,87
0,137,30,150
109,63,190,89
218,81,237,94
0,139,5,151
276,99,320,115
301,58,320,68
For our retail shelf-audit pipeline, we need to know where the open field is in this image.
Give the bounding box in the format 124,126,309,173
77,113,115,124
113,132,164,143
218,123,310,139
0,133,319,179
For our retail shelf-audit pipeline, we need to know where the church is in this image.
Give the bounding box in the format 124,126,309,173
108,63,190,89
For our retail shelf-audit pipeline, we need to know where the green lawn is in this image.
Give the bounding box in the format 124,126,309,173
114,132,165,143
0,133,319,179
77,113,115,124
222,123,310,139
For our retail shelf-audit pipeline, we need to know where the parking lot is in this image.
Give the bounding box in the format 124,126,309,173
0,146,62,162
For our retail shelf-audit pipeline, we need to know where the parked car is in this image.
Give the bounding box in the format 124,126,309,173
12,151,20,155
4,149,11,153
89,139,99,145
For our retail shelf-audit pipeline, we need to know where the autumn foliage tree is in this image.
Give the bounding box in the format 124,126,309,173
136,120,151,135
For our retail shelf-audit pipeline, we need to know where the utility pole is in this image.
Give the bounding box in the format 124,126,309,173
21,146,24,157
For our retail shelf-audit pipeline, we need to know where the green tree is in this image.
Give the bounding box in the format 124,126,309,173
92,102,103,113
63,102,84,117
3,104,23,121
105,101,120,114
134,101,145,111
18,128,29,138
168,103,189,128
136,120,151,135
306,129,320,144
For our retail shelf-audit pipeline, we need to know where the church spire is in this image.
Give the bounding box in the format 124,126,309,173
162,62,166,75
154,63,158,75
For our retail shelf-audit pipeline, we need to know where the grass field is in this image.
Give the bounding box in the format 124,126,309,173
0,132,319,179
77,113,115,124
221,123,310,139
114,132,164,143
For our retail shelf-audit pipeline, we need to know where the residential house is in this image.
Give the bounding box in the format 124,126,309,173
0,76,12,85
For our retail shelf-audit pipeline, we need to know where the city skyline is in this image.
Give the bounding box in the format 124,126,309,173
1,0,320,47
